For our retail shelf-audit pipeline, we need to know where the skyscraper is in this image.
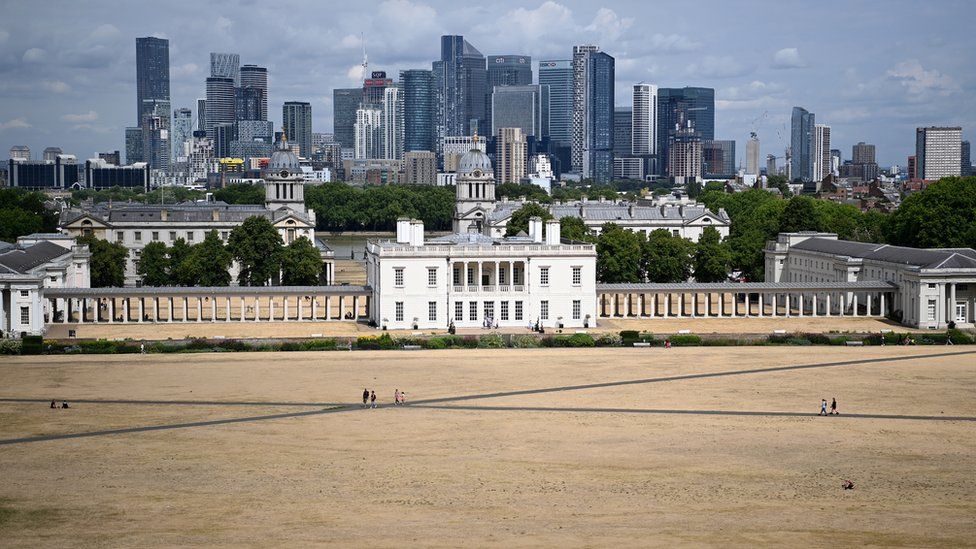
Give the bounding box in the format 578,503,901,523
172,107,193,160
239,64,268,121
135,37,170,166
852,141,875,164
790,106,815,182
210,52,240,85
491,85,546,139
333,88,362,151
813,124,831,184
668,120,702,182
915,126,962,180
746,133,760,175
364,71,393,107
579,50,614,183
571,45,600,174
354,107,382,160
657,87,714,175
124,127,142,165
205,77,235,139
401,69,435,153
282,102,313,158
632,83,658,176
197,98,207,133
485,55,532,135
433,35,487,141
496,127,527,184
381,86,403,160
538,60,573,149
962,140,972,176
703,139,735,179
613,107,632,157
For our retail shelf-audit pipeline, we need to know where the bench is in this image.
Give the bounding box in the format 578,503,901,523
677,329,691,334
844,341,864,346
575,330,588,334
403,345,422,350
633,342,652,347
310,333,323,338
772,329,787,334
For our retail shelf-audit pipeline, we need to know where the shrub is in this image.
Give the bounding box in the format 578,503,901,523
948,329,974,344
668,334,702,346
595,333,622,347
216,339,249,352
620,330,639,340
77,340,121,354
701,338,738,346
185,339,213,351
0,339,22,355
478,334,506,348
555,333,595,347
20,335,43,355
301,339,338,351
511,334,541,348
356,333,396,350
424,337,448,350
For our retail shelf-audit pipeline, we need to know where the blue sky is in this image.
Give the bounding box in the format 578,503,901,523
1,0,973,167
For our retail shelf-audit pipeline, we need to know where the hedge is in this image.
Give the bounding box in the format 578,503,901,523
554,333,596,347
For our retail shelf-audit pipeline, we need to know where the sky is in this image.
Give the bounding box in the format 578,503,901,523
1,0,973,168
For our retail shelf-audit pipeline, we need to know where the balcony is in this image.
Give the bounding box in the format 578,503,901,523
452,285,526,293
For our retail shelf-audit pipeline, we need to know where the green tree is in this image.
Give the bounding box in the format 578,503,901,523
885,176,976,248
280,236,324,285
137,241,170,286
686,179,703,199
505,203,553,236
77,235,127,287
0,188,58,242
644,229,694,283
766,175,792,197
185,230,232,286
779,196,825,233
228,216,283,286
213,183,265,205
559,216,591,241
496,183,551,203
692,226,731,282
167,238,194,286
595,223,645,283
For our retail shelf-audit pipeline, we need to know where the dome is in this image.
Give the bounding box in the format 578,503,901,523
265,134,301,177
458,147,493,176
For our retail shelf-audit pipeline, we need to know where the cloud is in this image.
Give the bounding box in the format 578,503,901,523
0,117,31,131
40,80,71,93
346,64,364,84
885,59,959,96
645,33,701,53
62,110,99,122
172,63,200,77
340,34,362,49
771,47,806,69
825,107,871,122
22,48,47,63
584,7,633,41
215,16,233,34
0,30,9,44
686,56,754,79
88,24,120,42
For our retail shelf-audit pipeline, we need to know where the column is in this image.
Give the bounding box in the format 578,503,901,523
852,293,858,317
879,293,885,318
825,293,831,317
254,297,261,321
138,298,144,322
339,296,344,320
758,293,764,317
197,298,203,322
109,298,116,323
867,293,873,316
839,293,846,316
509,262,514,290
811,293,818,317
312,297,318,321
211,298,217,322
269,297,276,321
182,298,188,321
167,298,173,322
665,294,671,317
678,293,684,317
353,296,360,320
284,296,290,321
225,298,231,321
950,283,957,323
325,296,330,321
770,293,776,317
476,262,482,290
798,293,804,317
729,294,736,317
240,296,246,321
650,293,657,318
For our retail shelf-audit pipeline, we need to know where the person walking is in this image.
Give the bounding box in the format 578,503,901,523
820,399,828,416
370,390,377,409
362,388,369,408
394,389,401,405
830,397,838,415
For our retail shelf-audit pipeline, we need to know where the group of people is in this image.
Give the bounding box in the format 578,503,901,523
483,317,498,329
819,398,838,415
49,400,70,409
361,388,408,408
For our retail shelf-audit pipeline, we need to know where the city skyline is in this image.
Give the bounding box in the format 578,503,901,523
0,0,973,167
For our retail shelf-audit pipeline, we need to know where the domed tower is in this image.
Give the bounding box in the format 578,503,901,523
453,135,496,234
264,131,306,213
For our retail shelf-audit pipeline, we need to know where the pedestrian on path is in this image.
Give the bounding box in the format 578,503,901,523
370,390,376,409
820,399,828,416
830,397,838,415
394,389,401,405
362,388,369,408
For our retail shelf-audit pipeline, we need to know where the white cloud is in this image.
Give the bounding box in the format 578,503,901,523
40,80,71,93
645,33,700,53
62,110,98,122
686,56,753,79
172,62,199,77
88,23,120,42
22,47,46,63
771,47,805,69
886,59,959,96
346,64,365,84
215,16,233,34
825,107,871,122
340,34,362,49
584,7,633,41
0,117,31,131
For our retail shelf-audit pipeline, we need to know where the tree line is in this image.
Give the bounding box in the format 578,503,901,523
304,183,455,232
0,188,59,242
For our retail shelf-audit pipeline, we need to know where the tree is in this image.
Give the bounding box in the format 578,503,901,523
77,235,126,287
280,236,324,285
0,188,58,242
644,229,694,283
559,216,591,241
228,216,283,286
213,183,265,205
185,230,232,286
885,176,976,248
595,223,645,283
779,196,825,233
505,203,553,236
496,183,551,203
686,179,703,199
692,226,731,282
137,241,170,286
766,175,792,198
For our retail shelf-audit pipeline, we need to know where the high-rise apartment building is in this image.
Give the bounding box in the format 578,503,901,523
433,35,487,141
401,69,436,153
381,86,403,160
852,141,875,165
404,150,437,185
196,98,207,133
632,83,658,160
571,45,600,174
915,126,962,180
613,107,632,158
210,52,240,85
703,139,735,179
239,64,268,121
491,85,547,139
962,140,972,176
172,108,193,161
577,50,614,182
746,133,760,175
790,106,815,182
354,107,382,160
141,99,170,170
496,127,527,184
813,124,831,184
135,37,170,166
668,120,702,182
333,88,362,151
282,101,313,158
205,77,235,139
657,87,714,175
538,60,573,148
485,55,532,135
766,154,777,177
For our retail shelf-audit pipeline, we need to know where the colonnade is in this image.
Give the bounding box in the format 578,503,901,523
451,260,527,292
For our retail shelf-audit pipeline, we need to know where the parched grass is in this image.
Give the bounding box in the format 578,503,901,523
0,498,62,531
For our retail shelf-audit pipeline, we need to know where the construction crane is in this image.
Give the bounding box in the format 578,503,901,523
360,33,368,81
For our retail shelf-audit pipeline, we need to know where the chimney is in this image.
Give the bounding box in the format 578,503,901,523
160,209,168,221
678,205,685,217
212,209,219,222
545,219,561,245
628,204,635,218
396,217,411,243
579,206,586,219
410,219,425,246
599,196,606,203
528,216,544,243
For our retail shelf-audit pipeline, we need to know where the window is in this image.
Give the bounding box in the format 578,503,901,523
515,301,524,321
49,276,56,282
169,231,177,241
427,267,437,287
453,269,461,285
926,300,936,321
572,266,582,286
20,290,29,297
21,307,30,325
573,300,581,320
116,233,123,243
152,231,159,241
221,231,229,241
499,269,507,285
287,228,295,243
187,231,194,242
134,231,142,242
428,301,437,322
500,301,509,321
484,301,494,321
395,302,404,322
455,301,464,321
395,268,404,287
540,267,550,286
540,300,549,320
467,267,474,285
673,229,679,236
469,301,478,321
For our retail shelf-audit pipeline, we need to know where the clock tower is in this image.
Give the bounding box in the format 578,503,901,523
264,132,306,214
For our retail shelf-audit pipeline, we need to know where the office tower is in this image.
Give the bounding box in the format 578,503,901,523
138,98,170,170
403,151,437,185
354,107,382,160
573,49,614,182
907,155,917,179
213,123,235,158
210,52,240,85
915,126,962,179
746,133,760,175
333,88,361,151
239,64,268,121
401,69,436,153
841,141,878,181
766,154,777,176
632,83,658,174
656,87,714,175
668,118,702,182
381,86,403,160
440,136,485,172
9,145,30,160
703,140,735,179
42,147,63,162
571,45,600,173
172,108,193,161
205,77,235,138
197,98,207,132
538,60,573,147
496,127,527,184
486,55,532,135
231,120,274,160
491,85,546,139
135,37,170,133
433,35,487,141
790,106,815,182
813,124,831,184
282,101,313,158
124,127,142,165
852,141,875,164
962,140,972,176
613,107,632,157
98,151,121,166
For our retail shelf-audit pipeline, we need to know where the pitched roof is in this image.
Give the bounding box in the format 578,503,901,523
0,241,72,274
792,238,976,269
488,200,730,225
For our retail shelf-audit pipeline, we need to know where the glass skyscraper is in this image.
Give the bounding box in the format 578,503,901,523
538,60,572,147
135,37,170,165
790,106,815,182
283,101,313,158
172,107,193,160
657,87,714,175
239,64,268,121
491,85,547,139
583,51,614,183
613,107,632,158
703,139,736,179
205,77,235,139
486,55,532,135
433,35,486,141
333,88,362,151
210,52,240,85
401,69,435,153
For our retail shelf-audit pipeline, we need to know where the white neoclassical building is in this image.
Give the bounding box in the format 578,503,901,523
369,146,597,330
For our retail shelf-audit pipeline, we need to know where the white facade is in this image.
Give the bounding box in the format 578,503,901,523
381,86,403,161
354,107,382,160
917,126,962,180
366,218,598,330
813,124,831,184
441,136,485,172
632,83,658,156
746,135,760,175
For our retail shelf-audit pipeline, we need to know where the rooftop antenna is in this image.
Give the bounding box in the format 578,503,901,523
361,33,368,82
